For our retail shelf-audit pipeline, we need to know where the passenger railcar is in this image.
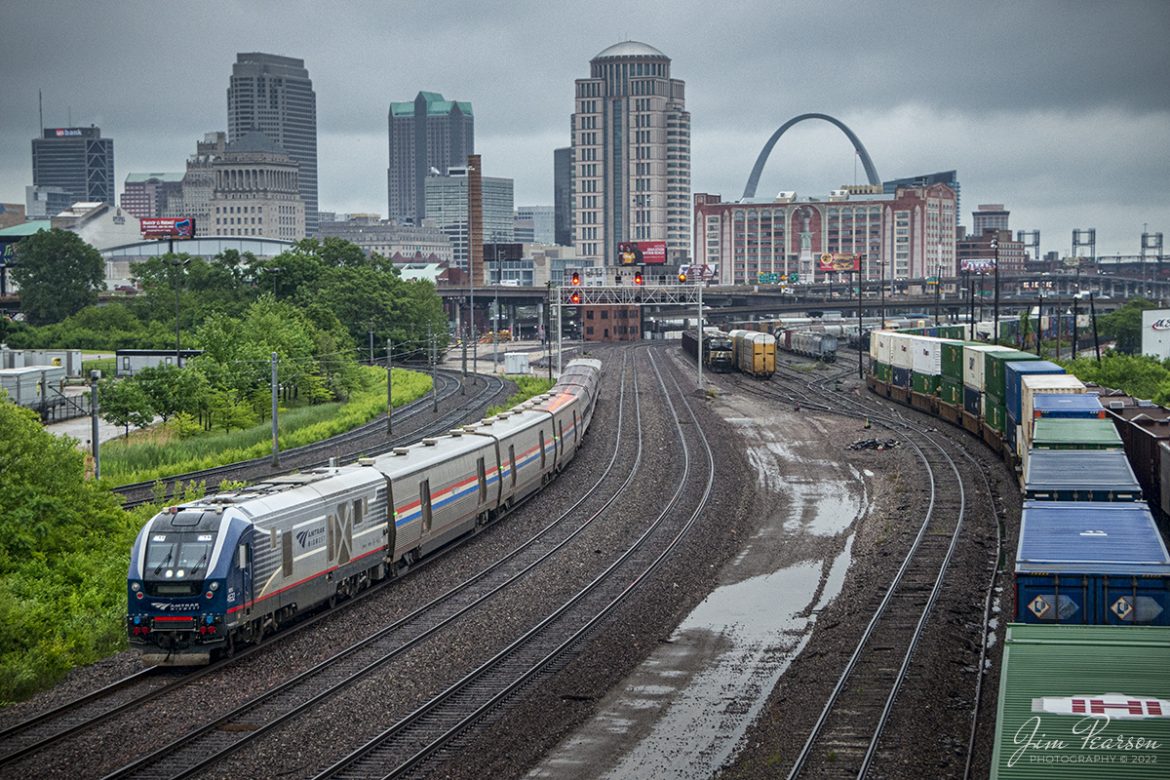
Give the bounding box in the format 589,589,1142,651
128,358,602,665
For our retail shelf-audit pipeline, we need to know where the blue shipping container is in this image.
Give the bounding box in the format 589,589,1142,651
1004,360,1064,423
1024,449,1143,501
1015,501,1170,625
963,384,981,416
891,365,911,388
1033,392,1105,419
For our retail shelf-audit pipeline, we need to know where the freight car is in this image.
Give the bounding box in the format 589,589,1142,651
728,329,776,378
777,329,838,362
127,359,602,665
681,328,734,372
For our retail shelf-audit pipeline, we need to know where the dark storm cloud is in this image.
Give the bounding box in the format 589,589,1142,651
1,0,1167,254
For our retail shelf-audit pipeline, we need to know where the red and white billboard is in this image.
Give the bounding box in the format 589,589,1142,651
141,217,196,240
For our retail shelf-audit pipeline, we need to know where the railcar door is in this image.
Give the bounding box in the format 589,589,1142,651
236,531,253,620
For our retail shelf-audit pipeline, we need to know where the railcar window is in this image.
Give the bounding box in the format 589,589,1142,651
354,498,365,525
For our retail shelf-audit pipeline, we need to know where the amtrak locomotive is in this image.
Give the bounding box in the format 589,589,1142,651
127,359,602,665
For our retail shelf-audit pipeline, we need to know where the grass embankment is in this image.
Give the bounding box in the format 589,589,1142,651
485,375,556,416
98,367,431,485
0,367,433,703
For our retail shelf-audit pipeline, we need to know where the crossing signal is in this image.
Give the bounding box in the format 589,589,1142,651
634,271,644,286
570,271,580,286
677,271,687,283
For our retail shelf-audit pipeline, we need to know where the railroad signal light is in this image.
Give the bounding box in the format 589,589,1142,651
634,271,644,286
569,290,581,304
677,272,687,283
570,271,580,286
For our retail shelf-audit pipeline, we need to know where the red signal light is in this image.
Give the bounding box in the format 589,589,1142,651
677,272,687,283
569,291,581,304
570,271,581,286
634,271,644,286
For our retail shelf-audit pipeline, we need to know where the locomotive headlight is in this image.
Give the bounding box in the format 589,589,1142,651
165,570,173,578
209,582,219,591
131,582,141,592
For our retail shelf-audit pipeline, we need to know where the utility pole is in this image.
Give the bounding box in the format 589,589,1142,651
461,336,467,395
991,236,1000,345
393,339,397,437
492,243,500,374
545,281,553,382
270,352,280,466
429,327,438,413
857,269,863,380
556,285,563,375
368,330,374,366
697,274,704,390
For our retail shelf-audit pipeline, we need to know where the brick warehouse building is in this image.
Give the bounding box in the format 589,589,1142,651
582,305,641,342
694,183,957,286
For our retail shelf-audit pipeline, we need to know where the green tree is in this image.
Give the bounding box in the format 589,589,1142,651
10,229,105,324
99,378,156,437
1098,297,1158,354
133,364,210,421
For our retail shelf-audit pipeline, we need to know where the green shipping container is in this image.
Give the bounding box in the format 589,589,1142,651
940,377,963,406
873,361,892,382
941,341,973,383
991,624,1170,779
984,394,1008,433
985,350,1043,402
1030,418,1124,450
912,371,939,395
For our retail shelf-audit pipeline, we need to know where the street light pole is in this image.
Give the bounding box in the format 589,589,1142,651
493,243,500,373
991,236,1000,345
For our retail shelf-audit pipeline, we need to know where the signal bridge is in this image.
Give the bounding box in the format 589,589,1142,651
558,284,701,306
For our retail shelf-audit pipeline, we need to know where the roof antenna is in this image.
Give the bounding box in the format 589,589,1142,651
39,88,43,132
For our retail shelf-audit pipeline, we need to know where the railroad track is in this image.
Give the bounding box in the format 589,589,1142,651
94,355,641,780
114,369,506,508
714,355,1000,778
315,346,715,780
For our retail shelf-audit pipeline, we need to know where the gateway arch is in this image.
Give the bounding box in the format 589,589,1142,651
742,113,880,199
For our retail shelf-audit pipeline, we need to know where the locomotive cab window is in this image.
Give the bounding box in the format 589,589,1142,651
143,530,216,595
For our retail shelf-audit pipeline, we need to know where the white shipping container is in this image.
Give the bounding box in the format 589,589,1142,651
504,352,530,375
889,332,915,370
910,335,945,377
963,344,1013,392
871,331,893,364
1019,374,1088,449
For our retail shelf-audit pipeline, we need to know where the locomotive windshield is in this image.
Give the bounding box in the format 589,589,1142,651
707,337,732,351
143,531,216,594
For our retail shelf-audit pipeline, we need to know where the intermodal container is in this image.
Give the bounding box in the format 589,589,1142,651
1004,360,1064,423
990,623,1170,779
870,331,892,366
873,361,892,383
940,340,968,383
910,336,946,379
984,350,1043,403
984,396,1008,433
1023,449,1143,502
1020,374,1086,431
1030,418,1124,450
1032,393,1105,420
963,344,1015,393
963,384,981,416
891,365,911,388
888,332,915,370
911,371,939,395
1015,501,1170,625
939,377,963,407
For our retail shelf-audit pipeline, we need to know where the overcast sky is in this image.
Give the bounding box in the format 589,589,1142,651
2,0,1167,256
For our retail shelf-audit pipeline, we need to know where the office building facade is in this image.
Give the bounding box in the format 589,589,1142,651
424,167,513,271
972,203,1010,235
571,41,690,266
227,53,318,234
514,205,555,245
208,132,305,241
554,146,573,246
694,184,957,285
319,215,453,264
31,126,115,205
121,173,184,219
387,91,474,225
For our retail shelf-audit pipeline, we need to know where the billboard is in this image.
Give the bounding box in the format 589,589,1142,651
617,240,667,265
817,252,861,272
960,258,997,273
1142,309,1170,360
140,217,195,240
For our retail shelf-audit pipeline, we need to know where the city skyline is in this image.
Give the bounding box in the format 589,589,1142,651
0,0,1167,256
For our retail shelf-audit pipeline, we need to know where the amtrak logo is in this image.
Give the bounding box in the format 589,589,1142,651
295,526,326,549
151,602,200,611
1032,694,1170,720
1151,318,1170,331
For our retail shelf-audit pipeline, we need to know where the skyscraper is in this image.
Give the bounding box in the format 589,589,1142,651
227,53,318,235
424,166,513,273
387,91,474,225
31,126,115,205
553,147,573,246
571,42,690,266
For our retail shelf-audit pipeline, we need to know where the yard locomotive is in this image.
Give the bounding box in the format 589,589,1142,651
127,359,602,665
681,328,734,373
